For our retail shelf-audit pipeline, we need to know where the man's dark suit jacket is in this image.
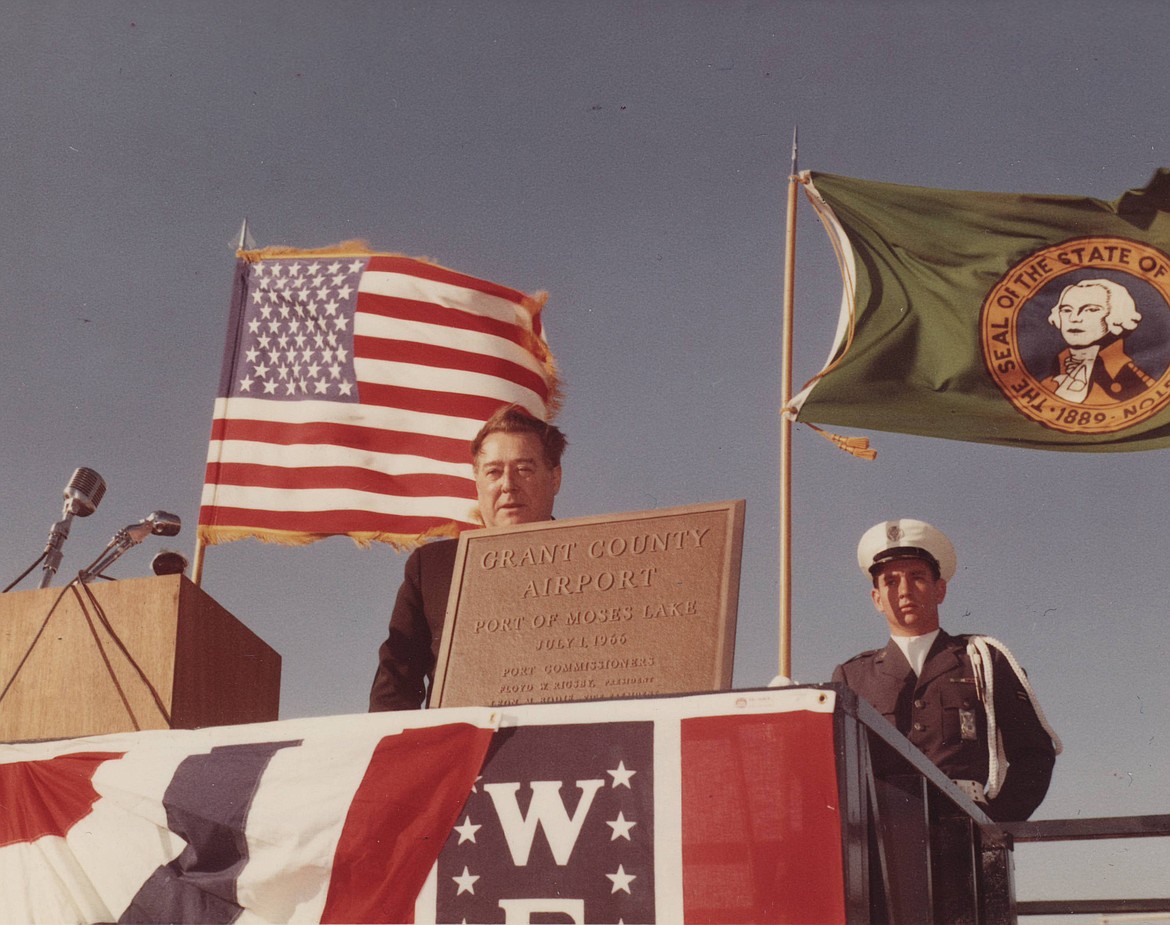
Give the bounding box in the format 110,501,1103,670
832,629,1056,821
369,539,457,711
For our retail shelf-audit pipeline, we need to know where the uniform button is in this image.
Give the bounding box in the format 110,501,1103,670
913,722,925,732
914,699,925,709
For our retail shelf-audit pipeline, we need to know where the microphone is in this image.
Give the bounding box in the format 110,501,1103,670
63,467,107,517
152,550,189,576
78,511,182,584
40,468,108,588
145,511,181,537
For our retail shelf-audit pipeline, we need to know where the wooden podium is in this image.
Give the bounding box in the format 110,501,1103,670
0,575,280,742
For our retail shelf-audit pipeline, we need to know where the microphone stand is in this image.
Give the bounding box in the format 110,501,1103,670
37,468,107,589
77,523,155,585
40,509,80,588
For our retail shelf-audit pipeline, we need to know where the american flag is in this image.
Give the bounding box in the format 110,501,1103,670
198,246,559,548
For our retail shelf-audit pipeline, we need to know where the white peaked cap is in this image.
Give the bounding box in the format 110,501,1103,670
857,518,957,581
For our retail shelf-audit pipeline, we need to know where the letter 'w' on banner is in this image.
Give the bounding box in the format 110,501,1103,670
197,242,560,558
789,169,1170,452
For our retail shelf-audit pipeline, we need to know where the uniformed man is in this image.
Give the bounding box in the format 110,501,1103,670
832,518,1060,822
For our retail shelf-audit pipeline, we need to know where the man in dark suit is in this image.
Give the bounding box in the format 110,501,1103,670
832,518,1059,822
368,405,567,711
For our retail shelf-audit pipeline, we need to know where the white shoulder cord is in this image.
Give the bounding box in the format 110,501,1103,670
966,635,1063,801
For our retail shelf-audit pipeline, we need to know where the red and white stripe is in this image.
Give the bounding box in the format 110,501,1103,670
199,252,557,546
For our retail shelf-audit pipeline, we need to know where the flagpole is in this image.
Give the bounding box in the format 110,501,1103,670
191,221,249,589
779,128,798,681
192,538,206,586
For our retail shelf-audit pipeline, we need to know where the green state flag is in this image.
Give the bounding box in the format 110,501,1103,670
792,169,1170,451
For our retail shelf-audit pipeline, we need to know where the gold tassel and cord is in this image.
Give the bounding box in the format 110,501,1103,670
797,419,877,461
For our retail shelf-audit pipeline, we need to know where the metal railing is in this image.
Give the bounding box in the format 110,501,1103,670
1003,814,1170,919
830,683,1170,924
832,685,1015,924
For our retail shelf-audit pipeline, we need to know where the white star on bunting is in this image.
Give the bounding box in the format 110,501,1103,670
608,761,636,788
452,866,479,896
454,816,482,845
606,811,636,841
606,864,636,894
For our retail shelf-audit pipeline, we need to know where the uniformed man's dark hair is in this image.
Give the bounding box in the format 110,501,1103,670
471,404,567,469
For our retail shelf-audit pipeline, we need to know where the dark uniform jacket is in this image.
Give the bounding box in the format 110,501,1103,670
832,629,1056,821
368,539,458,711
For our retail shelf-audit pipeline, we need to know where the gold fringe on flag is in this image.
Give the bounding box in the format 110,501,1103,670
800,421,878,460
196,521,465,552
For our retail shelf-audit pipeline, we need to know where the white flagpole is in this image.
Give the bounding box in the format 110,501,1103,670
779,128,798,680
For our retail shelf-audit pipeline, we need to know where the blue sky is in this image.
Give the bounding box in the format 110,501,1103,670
2,2,1167,914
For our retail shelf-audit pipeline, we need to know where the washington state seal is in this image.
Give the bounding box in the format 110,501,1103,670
981,236,1170,434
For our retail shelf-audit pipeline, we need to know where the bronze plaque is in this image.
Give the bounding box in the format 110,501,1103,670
431,500,744,708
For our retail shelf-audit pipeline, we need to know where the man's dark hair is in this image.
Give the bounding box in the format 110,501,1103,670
471,404,567,469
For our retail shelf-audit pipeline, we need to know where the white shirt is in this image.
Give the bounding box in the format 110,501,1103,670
892,628,940,677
